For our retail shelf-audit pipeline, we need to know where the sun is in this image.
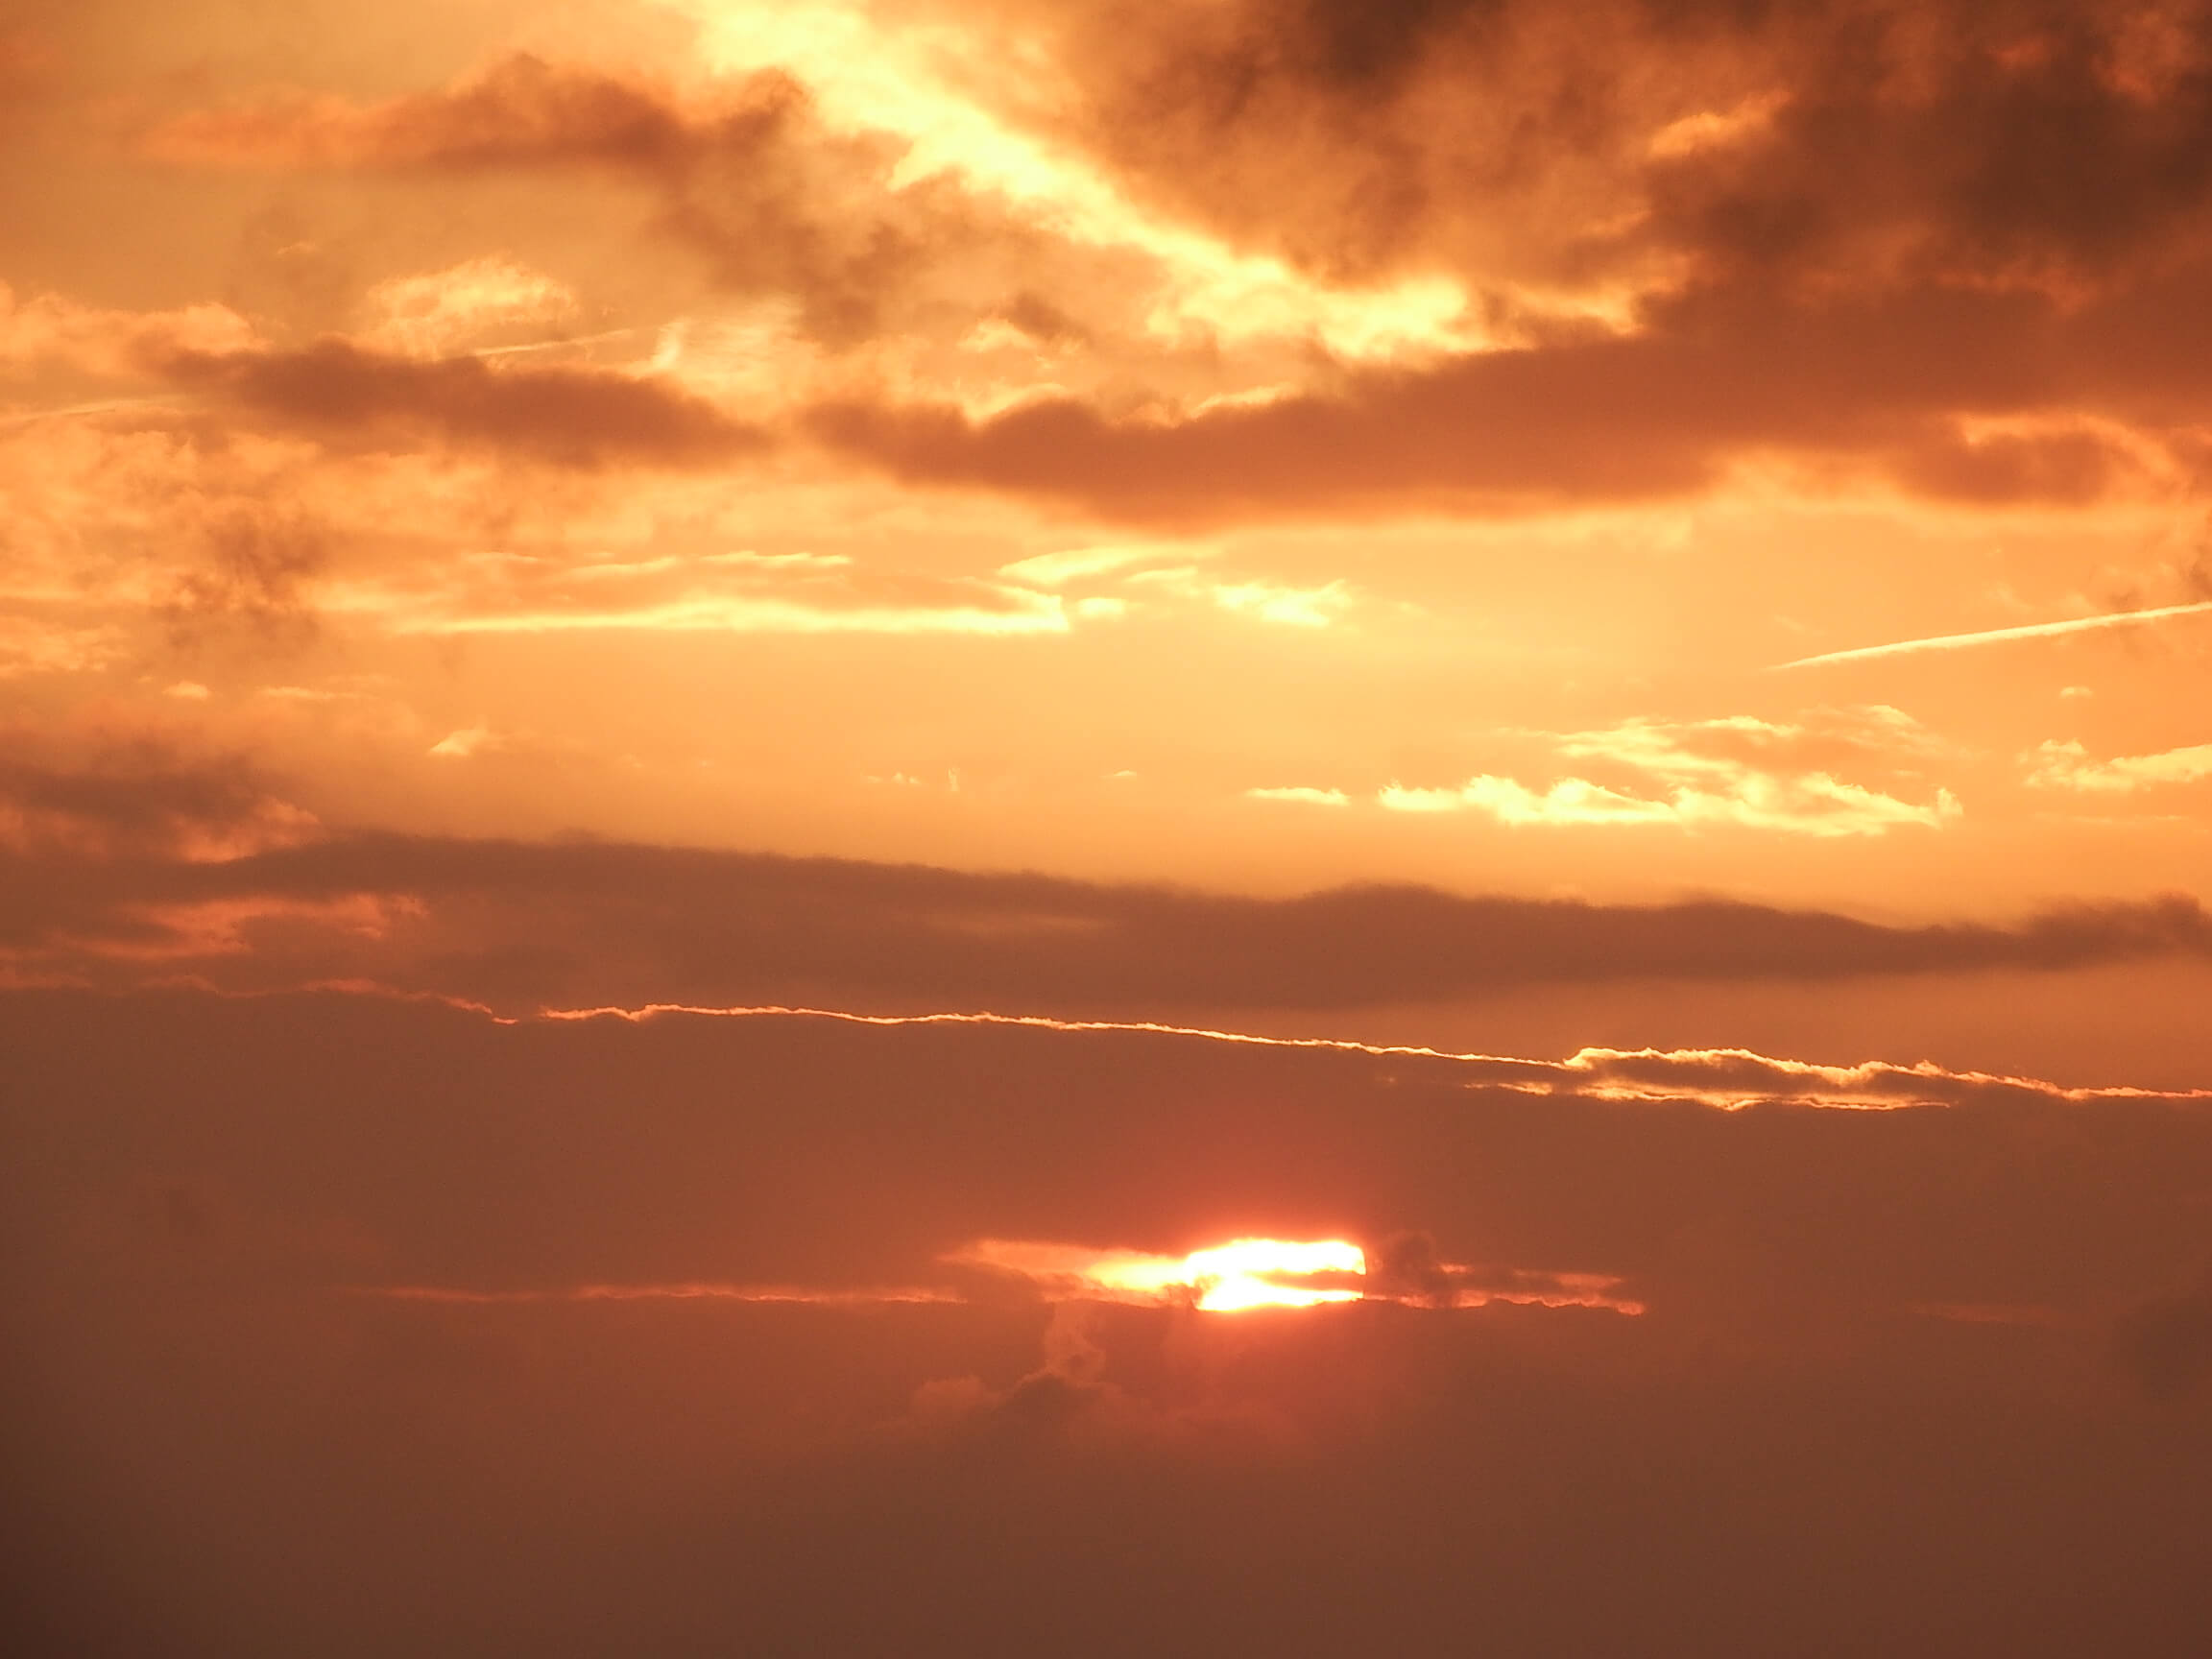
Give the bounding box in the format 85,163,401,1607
953,1237,1368,1311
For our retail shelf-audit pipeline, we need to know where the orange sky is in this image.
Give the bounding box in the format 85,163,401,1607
7,6,2212,1653
9,0,2212,1074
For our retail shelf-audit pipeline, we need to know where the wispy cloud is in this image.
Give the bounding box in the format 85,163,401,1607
1379,771,1958,835
1777,601,2212,669
1245,786,1350,806
356,551,1073,637
539,1004,2212,1111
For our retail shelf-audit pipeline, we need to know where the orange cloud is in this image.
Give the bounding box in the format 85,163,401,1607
1376,710,1960,836
2024,738,2212,794
0,282,255,378
145,54,772,173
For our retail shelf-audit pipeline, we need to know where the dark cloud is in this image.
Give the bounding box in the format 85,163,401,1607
2118,1270,2212,1397
1026,0,2212,291
761,0,2212,516
0,734,311,862
6,824,2209,1009
6,986,2212,1657
147,54,1084,348
810,275,2211,517
157,339,767,468
145,53,793,174
159,501,327,639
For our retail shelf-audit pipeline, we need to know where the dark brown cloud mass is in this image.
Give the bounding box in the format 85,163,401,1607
6,987,2212,1658
813,276,2208,517
775,0,2212,515
5,803,2209,1010
1031,0,2212,290
156,339,767,468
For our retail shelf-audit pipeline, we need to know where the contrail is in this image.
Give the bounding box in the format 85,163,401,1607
1775,598,2212,669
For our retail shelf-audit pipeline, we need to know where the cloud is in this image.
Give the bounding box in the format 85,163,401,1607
543,1006,2212,1113
354,548,1071,637
8,826,2210,1008
0,732,317,862
1125,565,1354,627
1779,599,2212,669
1005,0,2212,296
0,614,120,678
1246,786,1351,806
143,53,1101,349
144,53,779,173
2024,737,2212,793
0,282,255,378
1542,1043,2212,1111
780,0,2212,522
1378,771,1957,835
11,981,2212,1654
806,282,2187,520
996,544,1190,588
356,256,582,358
156,339,768,469
2117,1272,2212,1398
160,501,329,639
1377,710,1960,836
108,11,2212,522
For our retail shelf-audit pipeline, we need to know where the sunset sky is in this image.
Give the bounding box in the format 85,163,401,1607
8,3,2212,1653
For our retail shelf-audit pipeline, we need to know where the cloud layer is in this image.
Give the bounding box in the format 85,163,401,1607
9,984,2212,1656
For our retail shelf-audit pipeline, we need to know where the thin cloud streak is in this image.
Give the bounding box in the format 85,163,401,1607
1777,600,2212,669
541,1002,2212,1111
349,1282,966,1306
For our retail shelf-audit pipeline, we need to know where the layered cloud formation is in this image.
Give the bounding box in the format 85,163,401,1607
8,5,2212,1654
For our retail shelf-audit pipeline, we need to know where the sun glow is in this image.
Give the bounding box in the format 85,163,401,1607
954,1237,1367,1311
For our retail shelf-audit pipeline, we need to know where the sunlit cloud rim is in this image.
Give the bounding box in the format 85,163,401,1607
534,1004,2212,1110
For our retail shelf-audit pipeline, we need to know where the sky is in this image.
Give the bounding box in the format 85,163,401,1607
6,2,2212,1653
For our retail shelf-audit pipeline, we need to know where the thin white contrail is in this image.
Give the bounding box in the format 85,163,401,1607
1775,598,2212,669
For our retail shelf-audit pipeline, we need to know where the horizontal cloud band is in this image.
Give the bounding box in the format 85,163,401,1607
7,829,2210,1011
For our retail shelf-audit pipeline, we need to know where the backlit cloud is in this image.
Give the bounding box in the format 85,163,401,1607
1379,711,1959,836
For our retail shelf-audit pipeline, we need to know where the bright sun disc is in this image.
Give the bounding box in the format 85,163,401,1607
952,1236,1367,1310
